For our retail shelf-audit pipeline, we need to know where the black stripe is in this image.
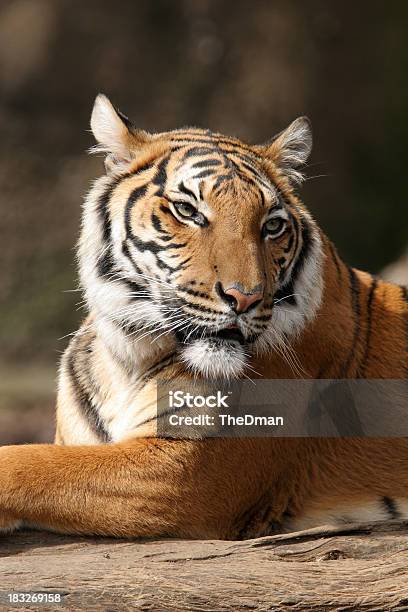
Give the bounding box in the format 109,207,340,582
96,176,132,279
115,353,179,431
121,241,144,276
180,300,224,316
177,287,211,299
125,185,148,236
209,149,260,191
267,199,284,213
130,236,187,255
151,211,167,234
222,149,262,164
252,314,273,322
182,146,218,160
122,279,147,297
135,353,178,396
130,234,186,255
191,158,222,169
291,214,301,264
279,213,300,283
233,173,260,188
125,234,164,270
382,496,400,519
159,203,175,216
120,253,147,296
213,173,234,190
277,215,299,286
127,235,188,275
97,250,115,278
359,276,378,376
176,291,222,312
97,174,135,252
67,350,110,443
97,179,121,243
115,106,133,130
171,136,231,146
237,159,262,175
193,168,216,179
178,182,197,200
273,218,311,306
400,285,408,302
120,321,144,337
223,154,240,172
341,267,361,376
171,135,256,154
152,155,169,196
233,159,272,191
96,240,145,299
170,255,192,272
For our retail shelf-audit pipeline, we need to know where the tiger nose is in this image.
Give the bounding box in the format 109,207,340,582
216,282,263,314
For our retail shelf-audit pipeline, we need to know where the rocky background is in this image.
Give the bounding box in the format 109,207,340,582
0,0,407,443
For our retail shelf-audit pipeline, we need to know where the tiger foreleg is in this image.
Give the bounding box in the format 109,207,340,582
0,440,194,537
0,439,266,539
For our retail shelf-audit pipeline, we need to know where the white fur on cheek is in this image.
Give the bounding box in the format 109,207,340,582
255,221,324,361
181,339,247,379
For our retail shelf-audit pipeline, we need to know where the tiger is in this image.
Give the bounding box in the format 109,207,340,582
0,93,407,539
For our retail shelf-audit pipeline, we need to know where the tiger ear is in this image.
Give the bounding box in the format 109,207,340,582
90,94,151,174
257,117,312,185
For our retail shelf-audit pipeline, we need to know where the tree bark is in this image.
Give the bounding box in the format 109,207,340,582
1,521,408,610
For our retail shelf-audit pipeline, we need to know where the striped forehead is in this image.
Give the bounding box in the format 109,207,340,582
166,139,276,205
171,150,222,199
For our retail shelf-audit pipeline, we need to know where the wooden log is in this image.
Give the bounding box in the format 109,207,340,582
1,521,408,611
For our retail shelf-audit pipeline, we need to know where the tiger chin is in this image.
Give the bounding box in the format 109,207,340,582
180,332,248,379
0,94,407,542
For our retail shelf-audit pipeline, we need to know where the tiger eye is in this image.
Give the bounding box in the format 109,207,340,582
174,202,196,218
265,218,285,234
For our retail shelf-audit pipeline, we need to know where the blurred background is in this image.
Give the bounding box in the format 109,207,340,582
0,0,407,444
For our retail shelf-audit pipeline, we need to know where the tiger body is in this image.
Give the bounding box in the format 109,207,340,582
0,95,407,538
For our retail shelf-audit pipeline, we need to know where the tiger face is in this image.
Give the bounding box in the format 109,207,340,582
79,95,323,378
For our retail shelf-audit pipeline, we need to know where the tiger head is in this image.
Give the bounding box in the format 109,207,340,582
79,94,323,378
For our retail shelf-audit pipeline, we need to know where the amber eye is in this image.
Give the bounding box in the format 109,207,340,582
173,201,197,218
263,217,286,237
171,201,208,227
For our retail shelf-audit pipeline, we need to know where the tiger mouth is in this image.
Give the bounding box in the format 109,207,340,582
176,327,246,345
210,328,246,344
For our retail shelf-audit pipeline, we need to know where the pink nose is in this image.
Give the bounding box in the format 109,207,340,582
223,287,263,314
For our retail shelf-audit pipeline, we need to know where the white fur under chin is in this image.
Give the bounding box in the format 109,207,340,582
181,339,248,379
